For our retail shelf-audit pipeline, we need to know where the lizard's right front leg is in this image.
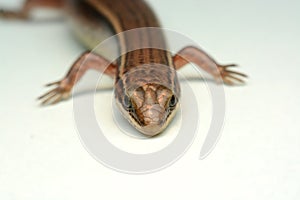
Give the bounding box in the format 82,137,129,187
38,51,117,105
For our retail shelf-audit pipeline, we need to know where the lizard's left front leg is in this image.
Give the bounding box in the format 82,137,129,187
173,46,247,85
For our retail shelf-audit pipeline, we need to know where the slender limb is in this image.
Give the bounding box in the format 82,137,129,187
38,51,117,105
173,46,247,85
0,0,65,20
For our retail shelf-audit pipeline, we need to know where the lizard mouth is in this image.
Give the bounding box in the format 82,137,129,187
138,124,165,136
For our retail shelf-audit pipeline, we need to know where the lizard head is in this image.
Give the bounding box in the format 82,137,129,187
121,83,179,136
115,64,180,136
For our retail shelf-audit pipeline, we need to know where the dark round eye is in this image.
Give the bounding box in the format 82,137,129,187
169,95,177,107
123,95,133,110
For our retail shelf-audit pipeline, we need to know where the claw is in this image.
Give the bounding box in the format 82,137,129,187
226,70,248,78
37,88,57,100
226,74,245,84
40,91,58,105
222,64,238,68
45,81,61,87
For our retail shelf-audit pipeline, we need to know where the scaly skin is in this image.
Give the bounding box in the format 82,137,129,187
0,0,247,136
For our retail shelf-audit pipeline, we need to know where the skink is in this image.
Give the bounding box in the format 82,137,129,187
0,0,247,136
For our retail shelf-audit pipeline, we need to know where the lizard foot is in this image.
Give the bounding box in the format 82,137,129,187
217,64,248,85
38,79,72,105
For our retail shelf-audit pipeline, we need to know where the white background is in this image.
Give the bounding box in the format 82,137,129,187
1,0,300,199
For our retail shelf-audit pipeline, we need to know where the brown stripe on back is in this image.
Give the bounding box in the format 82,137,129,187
86,0,174,93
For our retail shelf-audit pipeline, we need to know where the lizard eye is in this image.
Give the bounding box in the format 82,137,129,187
123,95,133,110
169,95,177,107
